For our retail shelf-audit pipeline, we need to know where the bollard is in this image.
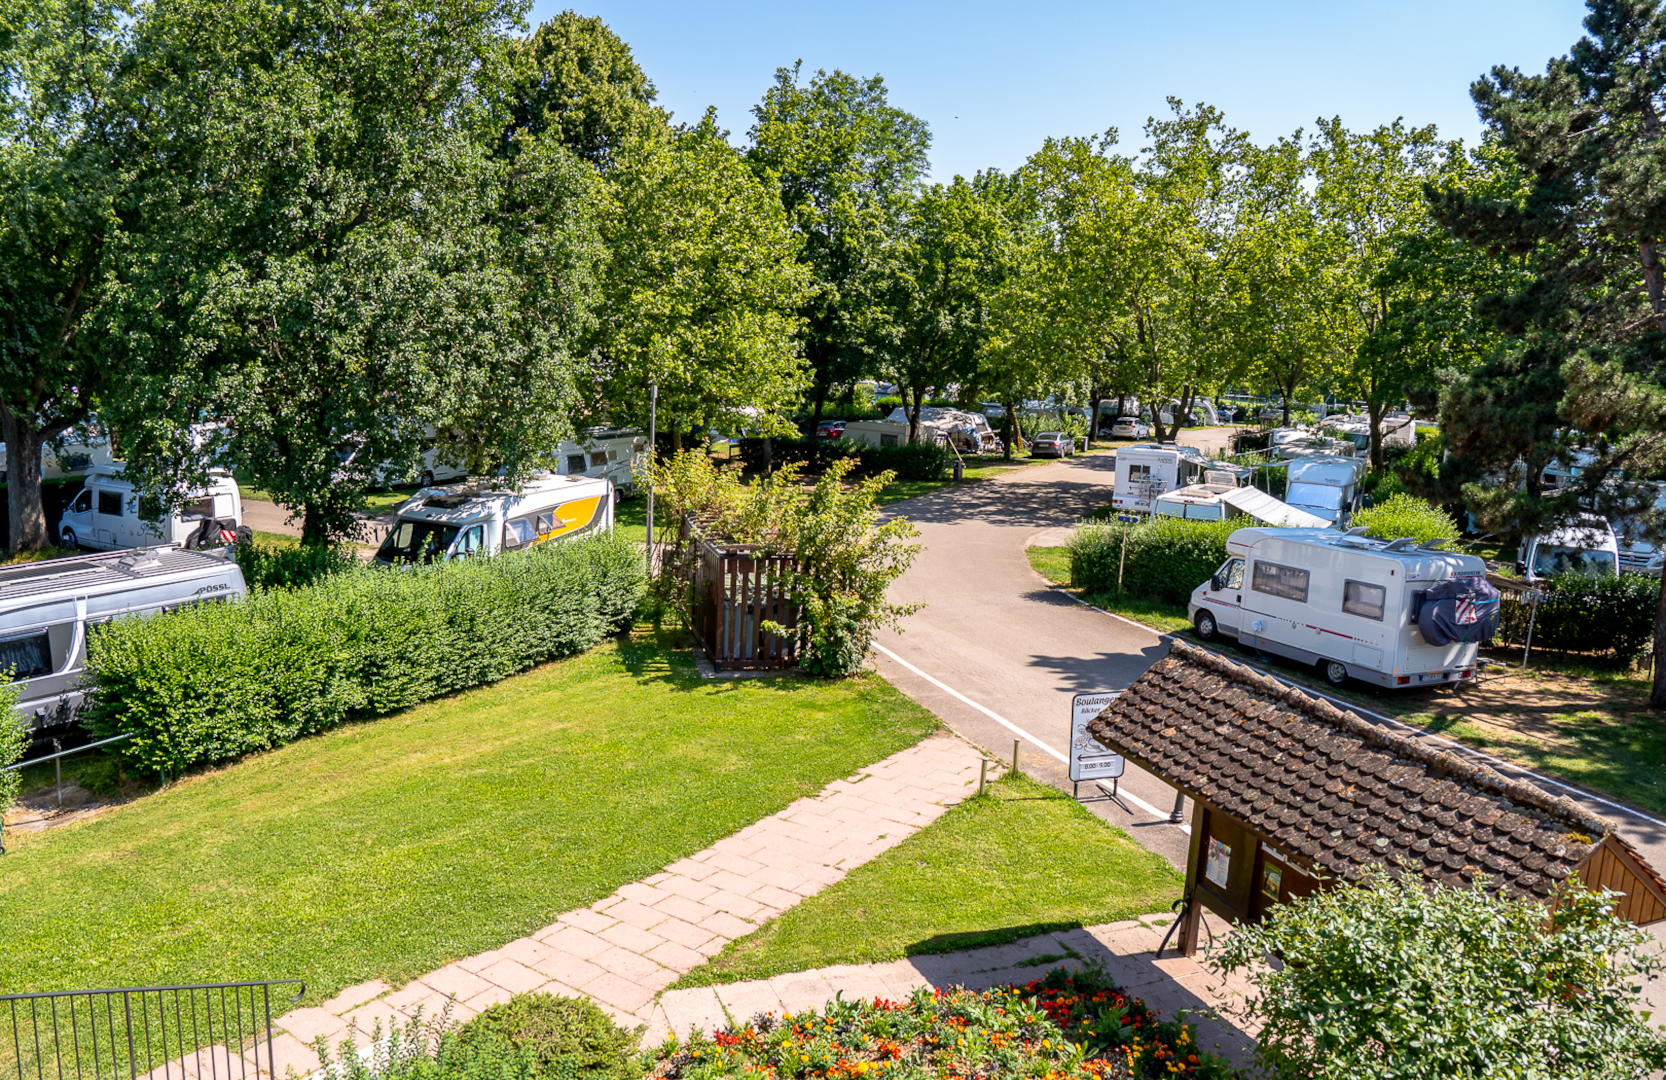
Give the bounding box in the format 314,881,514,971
1170,788,1186,823
978,759,988,797
1012,739,1021,776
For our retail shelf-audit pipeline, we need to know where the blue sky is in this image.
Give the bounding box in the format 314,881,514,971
524,0,1592,181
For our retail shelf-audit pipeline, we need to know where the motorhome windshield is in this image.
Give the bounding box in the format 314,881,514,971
377,520,459,564
1532,544,1616,578
1287,483,1345,511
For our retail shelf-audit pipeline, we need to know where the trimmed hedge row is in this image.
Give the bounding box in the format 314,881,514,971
1498,571,1659,664
1068,517,1238,605
738,437,952,482
83,533,646,773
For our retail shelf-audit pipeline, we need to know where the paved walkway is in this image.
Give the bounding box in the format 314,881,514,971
646,912,1258,1068
253,735,995,1076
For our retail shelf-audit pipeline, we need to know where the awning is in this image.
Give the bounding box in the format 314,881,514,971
1219,486,1333,528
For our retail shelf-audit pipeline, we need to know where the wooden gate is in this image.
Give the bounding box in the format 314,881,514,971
682,518,801,671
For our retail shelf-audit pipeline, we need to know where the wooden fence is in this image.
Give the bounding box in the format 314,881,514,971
681,516,801,671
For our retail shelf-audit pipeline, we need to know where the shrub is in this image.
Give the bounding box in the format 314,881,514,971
1068,517,1239,605
307,1010,540,1080
1352,492,1459,545
0,681,23,818
82,533,646,773
1497,571,1658,664
235,540,359,590
456,994,635,1080
1214,872,1666,1080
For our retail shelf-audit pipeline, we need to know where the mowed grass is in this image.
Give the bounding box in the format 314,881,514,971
0,633,938,1001
1024,545,1192,635
674,774,1182,987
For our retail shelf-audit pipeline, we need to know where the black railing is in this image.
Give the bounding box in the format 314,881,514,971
2,981,304,1080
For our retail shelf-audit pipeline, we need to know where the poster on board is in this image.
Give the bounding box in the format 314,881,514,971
1070,692,1126,785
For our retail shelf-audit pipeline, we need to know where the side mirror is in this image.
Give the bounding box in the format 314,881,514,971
1514,561,1526,576
1210,574,1223,591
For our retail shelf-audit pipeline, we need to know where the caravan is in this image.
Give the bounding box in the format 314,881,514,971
58,467,243,552
552,427,647,495
372,474,613,566
1111,444,1237,513
1188,528,1497,689
3,546,247,731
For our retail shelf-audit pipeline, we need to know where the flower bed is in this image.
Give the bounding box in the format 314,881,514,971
648,966,1241,1080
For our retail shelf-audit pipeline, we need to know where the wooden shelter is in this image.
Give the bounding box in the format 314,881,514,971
678,516,800,671
1087,640,1666,955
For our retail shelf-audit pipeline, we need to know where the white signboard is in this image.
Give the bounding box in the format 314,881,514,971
1070,692,1126,785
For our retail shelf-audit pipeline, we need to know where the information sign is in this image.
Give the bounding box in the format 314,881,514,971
1070,691,1126,794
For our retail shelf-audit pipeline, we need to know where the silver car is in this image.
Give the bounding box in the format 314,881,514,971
1110,417,1149,439
1031,432,1074,458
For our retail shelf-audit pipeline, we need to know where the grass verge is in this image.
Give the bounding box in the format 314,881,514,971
0,630,938,1001
672,773,1182,988
1025,545,1191,634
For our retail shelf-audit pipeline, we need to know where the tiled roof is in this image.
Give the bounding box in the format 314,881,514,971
1086,641,1662,903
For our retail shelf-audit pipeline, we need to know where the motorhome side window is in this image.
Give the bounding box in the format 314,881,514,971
566,454,587,474
1251,561,1309,603
881,434,898,447
1128,464,1151,481
589,452,607,469
0,630,53,682
97,491,122,516
1219,559,1244,589
73,490,92,513
1342,580,1386,621
503,516,537,549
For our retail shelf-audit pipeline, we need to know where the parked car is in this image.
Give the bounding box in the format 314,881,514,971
815,420,846,439
1109,417,1150,440
1030,432,1074,458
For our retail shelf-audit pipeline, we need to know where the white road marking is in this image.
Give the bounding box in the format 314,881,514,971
871,642,1191,834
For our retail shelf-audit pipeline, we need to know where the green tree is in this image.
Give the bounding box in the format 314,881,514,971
592,114,812,449
747,64,931,436
1427,0,1666,707
1215,873,1666,1079
503,11,667,169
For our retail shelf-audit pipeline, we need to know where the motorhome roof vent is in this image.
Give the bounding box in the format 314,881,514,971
117,551,163,570
1417,538,1449,550
1345,526,1369,536
423,494,473,509
1383,537,1416,551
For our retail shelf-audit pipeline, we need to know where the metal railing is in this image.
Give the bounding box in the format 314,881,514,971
2,981,304,1080
0,734,134,855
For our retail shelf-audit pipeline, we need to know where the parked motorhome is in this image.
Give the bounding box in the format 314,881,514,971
1615,485,1666,577
372,474,613,566
1189,528,1496,689
58,467,243,552
1284,456,1366,528
1110,444,1225,513
0,428,117,483
1321,413,1416,453
2,546,247,731
1515,515,1619,582
552,427,647,494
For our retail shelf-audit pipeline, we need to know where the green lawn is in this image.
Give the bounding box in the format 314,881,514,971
673,773,1181,988
1024,545,1192,634
0,632,938,1001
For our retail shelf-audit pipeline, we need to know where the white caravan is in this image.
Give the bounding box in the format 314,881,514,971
2,546,247,731
372,474,613,566
58,467,243,552
1189,528,1495,689
842,419,914,448
1284,456,1366,528
552,427,647,495
1111,444,1224,513
1514,514,1619,582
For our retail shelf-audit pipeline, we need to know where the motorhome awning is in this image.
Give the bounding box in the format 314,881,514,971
1218,486,1332,528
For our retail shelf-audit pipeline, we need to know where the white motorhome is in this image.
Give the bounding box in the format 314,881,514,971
1514,515,1619,582
1188,528,1493,689
1614,484,1666,577
553,427,647,495
2,546,247,731
1111,443,1224,513
1284,456,1366,528
372,474,613,566
0,429,117,483
58,467,243,552
1321,413,1417,453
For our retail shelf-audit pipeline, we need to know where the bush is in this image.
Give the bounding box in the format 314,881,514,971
235,540,359,590
1215,872,1666,1080
0,681,23,818
456,994,635,1080
308,1010,540,1080
1497,571,1658,664
82,533,646,773
739,438,951,482
1068,517,1238,605
1352,492,1459,545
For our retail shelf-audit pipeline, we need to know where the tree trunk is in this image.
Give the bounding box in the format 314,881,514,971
301,501,330,548
1149,398,1169,444
907,385,924,444
1651,572,1666,709
1,412,49,553
1002,402,1016,460
669,423,682,455
808,383,827,442
1367,401,1386,473
1087,393,1102,449
1280,393,1292,426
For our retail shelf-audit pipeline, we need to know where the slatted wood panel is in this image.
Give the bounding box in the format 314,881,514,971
681,517,802,671
1576,838,1666,925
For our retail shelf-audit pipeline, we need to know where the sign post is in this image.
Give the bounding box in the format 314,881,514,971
1070,692,1125,798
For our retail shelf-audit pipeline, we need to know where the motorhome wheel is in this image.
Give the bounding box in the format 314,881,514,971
60,527,78,549
1194,610,1218,642
1322,660,1348,687
422,470,435,487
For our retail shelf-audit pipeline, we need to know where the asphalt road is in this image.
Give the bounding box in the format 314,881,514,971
872,443,1666,1008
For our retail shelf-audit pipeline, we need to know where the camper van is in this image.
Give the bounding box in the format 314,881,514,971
1111,444,1225,513
552,428,647,495
1284,456,1366,528
1515,515,1619,582
58,467,243,552
2,546,247,731
1188,528,1494,689
372,474,613,566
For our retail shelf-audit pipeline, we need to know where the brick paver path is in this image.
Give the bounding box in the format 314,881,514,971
250,734,990,1076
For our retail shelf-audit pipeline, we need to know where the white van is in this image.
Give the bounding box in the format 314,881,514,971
1189,528,1493,689
1284,456,1366,528
58,467,243,552
1111,444,1223,513
1515,515,1619,582
3,546,247,731
552,427,647,495
372,474,613,566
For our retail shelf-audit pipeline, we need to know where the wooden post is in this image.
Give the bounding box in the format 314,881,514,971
1179,799,1207,956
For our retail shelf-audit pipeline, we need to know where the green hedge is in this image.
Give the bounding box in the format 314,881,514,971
1068,517,1239,605
1497,571,1658,665
739,437,951,482
83,534,646,773
234,540,360,590
1354,492,1460,545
